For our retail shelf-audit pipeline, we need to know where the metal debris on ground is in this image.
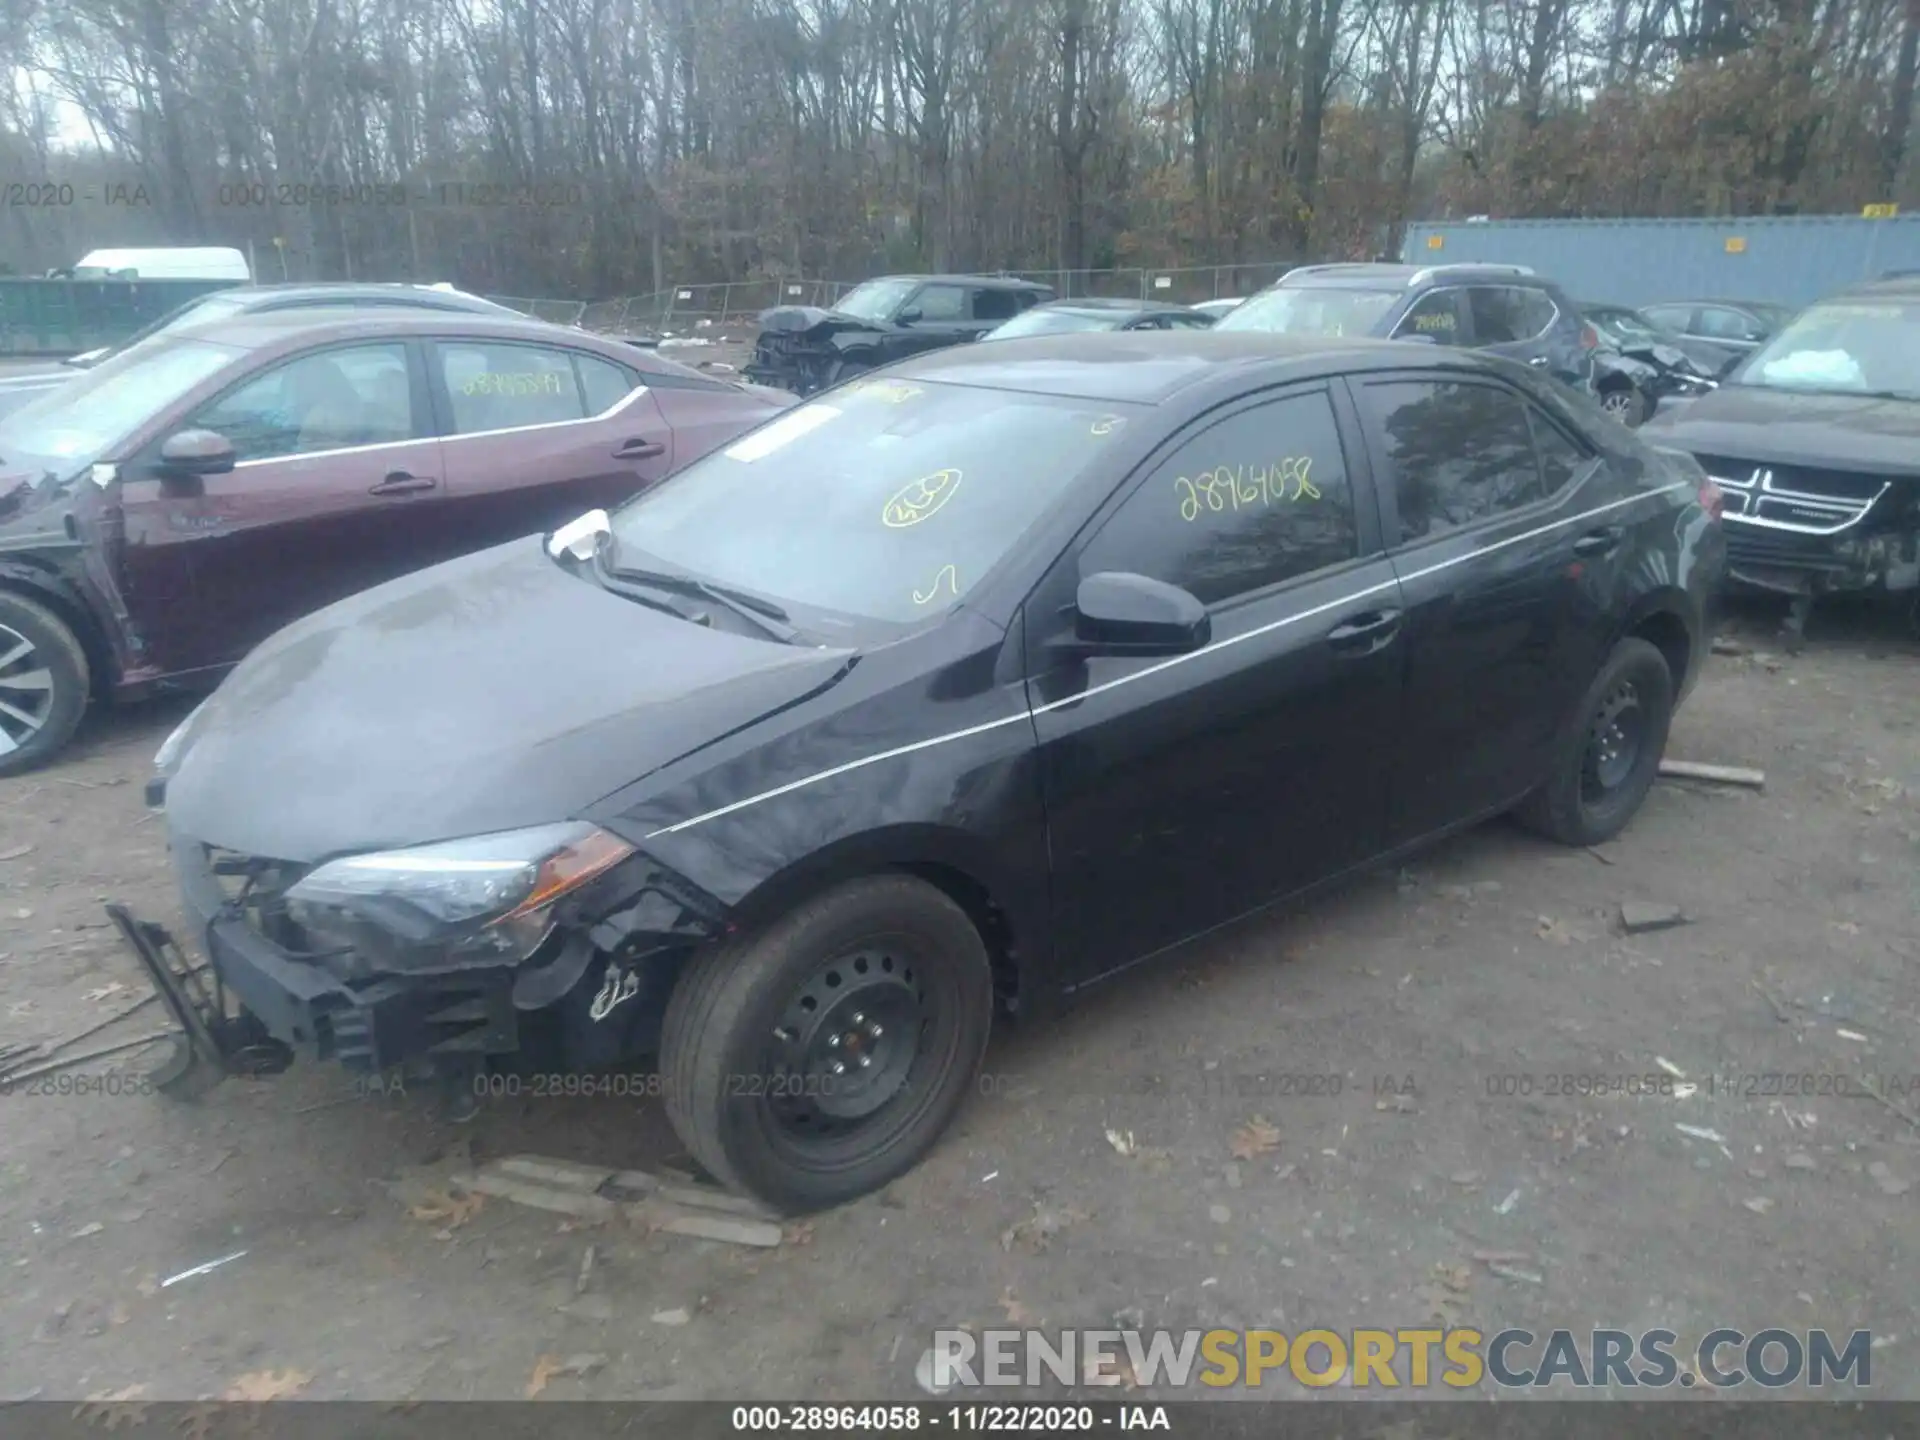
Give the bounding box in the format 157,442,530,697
1620,901,1690,934
1658,758,1766,789
456,1153,784,1247
161,1249,248,1288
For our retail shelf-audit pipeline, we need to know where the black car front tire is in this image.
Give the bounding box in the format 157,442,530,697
0,590,91,778
826,357,872,388
661,873,994,1213
1516,636,1674,847
1597,382,1650,427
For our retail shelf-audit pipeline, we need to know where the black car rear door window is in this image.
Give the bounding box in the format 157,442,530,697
971,288,1022,322
1391,290,1467,344
1466,286,1534,344
1357,379,1545,544
1695,306,1764,342
1510,288,1560,339
1078,388,1360,606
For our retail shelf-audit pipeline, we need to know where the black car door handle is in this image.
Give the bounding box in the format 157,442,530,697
613,438,667,461
1326,608,1403,654
1572,526,1625,557
369,472,437,496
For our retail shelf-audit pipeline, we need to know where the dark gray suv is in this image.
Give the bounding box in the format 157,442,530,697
1216,262,1600,392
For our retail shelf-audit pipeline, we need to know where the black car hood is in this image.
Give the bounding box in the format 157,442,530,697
1642,386,1920,476
163,536,859,864
755,305,887,338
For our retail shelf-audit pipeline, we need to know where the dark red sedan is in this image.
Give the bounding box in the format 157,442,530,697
0,310,793,773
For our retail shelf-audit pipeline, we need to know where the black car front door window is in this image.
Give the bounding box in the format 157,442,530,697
1358,379,1545,544
909,285,969,323
1078,389,1360,605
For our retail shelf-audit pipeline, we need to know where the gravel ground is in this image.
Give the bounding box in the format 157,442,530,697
0,597,1915,1404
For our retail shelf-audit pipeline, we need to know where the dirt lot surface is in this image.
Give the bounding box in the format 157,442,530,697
1,599,1915,1405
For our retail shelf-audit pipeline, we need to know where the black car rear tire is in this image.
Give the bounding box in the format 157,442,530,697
0,590,91,778
660,873,994,1213
1515,637,1673,847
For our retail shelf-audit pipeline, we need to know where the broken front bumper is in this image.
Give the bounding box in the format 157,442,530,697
1723,519,1920,597
111,837,522,1081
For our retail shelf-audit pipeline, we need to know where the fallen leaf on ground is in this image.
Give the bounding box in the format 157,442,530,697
783,1222,815,1246
1104,1128,1138,1157
1081,1352,1139,1389
1742,1196,1775,1215
525,1355,564,1399
221,1369,313,1402
1432,1262,1473,1293
1001,1203,1088,1253
407,1190,484,1229
83,1386,148,1402
0,843,33,862
84,982,128,1003
999,1287,1035,1324
1230,1117,1281,1160
1535,916,1586,945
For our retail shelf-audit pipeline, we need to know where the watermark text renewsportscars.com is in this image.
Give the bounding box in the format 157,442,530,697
928,1327,1873,1391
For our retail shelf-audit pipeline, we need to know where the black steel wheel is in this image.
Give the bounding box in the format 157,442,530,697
0,591,91,778
661,874,993,1212
1516,636,1674,846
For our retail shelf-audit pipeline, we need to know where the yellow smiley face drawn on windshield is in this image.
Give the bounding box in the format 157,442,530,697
882,468,963,528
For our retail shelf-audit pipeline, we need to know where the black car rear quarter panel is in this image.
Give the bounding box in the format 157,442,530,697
584,606,1056,1010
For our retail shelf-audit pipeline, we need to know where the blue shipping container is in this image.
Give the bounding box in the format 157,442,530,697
1398,215,1920,309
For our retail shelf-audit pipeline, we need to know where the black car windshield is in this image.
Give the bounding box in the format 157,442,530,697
831,279,920,323
1215,286,1402,337
609,377,1134,624
1734,299,1919,399
984,308,1122,339
0,337,237,482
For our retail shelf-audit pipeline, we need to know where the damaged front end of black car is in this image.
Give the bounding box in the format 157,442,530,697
743,305,884,396
119,798,732,1111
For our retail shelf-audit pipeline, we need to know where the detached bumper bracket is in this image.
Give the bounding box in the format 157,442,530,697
104,903,290,1092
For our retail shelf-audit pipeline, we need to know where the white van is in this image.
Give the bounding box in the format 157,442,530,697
70,247,252,281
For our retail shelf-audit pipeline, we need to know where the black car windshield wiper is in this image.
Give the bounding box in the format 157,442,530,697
583,549,710,626
596,541,800,643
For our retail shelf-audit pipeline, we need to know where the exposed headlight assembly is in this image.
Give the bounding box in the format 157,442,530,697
285,822,636,970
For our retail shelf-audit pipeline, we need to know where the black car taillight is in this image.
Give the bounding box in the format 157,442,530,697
1579,323,1599,351
1698,478,1725,521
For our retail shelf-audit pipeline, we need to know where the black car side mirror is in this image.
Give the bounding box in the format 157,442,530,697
157,429,237,478
897,307,922,325
1067,572,1211,656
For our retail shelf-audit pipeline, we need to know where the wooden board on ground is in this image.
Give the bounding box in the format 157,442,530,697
456,1153,784,1247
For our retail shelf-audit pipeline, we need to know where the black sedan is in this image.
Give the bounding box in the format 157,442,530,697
127,332,1726,1213
981,297,1217,338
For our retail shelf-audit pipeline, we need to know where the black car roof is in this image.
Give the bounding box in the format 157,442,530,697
1270,262,1545,291
885,329,1487,404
